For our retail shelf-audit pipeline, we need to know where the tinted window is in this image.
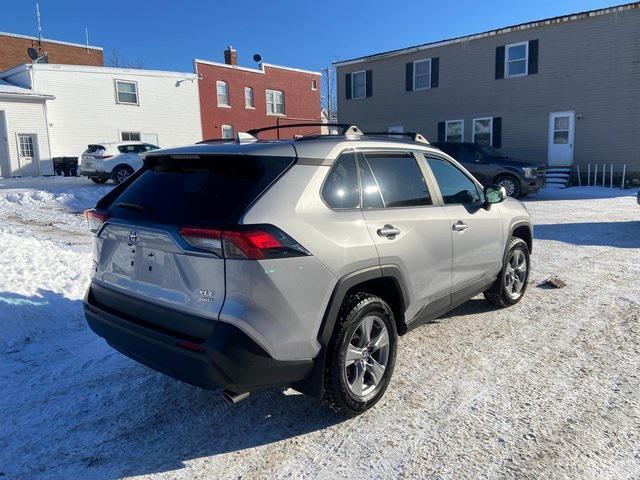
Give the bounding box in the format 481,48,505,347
456,146,481,163
322,153,359,209
364,153,431,208
109,155,294,225
357,154,384,209
427,157,482,205
435,143,459,157
118,144,147,154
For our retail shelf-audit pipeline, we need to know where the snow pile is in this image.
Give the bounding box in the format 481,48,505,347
0,177,111,347
0,181,639,479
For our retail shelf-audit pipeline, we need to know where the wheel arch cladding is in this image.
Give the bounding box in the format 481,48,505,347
512,223,533,253
293,265,409,397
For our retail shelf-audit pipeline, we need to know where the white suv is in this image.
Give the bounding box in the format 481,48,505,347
80,141,159,184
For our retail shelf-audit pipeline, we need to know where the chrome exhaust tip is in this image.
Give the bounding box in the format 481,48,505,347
221,390,250,405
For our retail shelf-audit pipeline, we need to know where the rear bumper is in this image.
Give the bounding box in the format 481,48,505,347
84,284,313,393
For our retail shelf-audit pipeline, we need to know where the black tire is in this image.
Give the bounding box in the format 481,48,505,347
90,177,108,184
484,237,530,308
112,165,134,184
495,174,522,198
322,293,398,416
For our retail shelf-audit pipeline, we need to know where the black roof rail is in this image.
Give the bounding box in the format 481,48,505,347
196,138,236,144
247,123,362,139
362,131,430,144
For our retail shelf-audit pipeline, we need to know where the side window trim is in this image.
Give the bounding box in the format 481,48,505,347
421,153,484,206
357,152,386,208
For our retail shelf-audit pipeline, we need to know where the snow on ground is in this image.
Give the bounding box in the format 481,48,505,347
0,179,639,480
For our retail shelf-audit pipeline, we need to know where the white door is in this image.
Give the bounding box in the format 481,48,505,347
0,112,10,177
547,112,575,166
17,134,39,177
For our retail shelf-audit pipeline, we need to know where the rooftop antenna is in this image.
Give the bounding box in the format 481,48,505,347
85,27,89,52
28,1,48,63
35,1,43,45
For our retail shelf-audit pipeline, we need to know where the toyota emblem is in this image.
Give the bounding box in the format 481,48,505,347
128,230,140,245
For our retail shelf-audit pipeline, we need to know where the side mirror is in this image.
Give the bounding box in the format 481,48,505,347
484,184,506,204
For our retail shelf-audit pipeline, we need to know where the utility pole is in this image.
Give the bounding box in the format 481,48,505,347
322,67,336,124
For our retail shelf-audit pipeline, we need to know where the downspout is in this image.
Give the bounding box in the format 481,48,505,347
42,99,53,176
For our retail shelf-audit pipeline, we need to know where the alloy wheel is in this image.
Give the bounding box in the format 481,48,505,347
116,169,132,184
498,178,517,196
504,249,527,299
344,315,390,401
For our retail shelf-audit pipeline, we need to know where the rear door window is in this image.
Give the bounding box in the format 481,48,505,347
361,153,432,208
426,157,482,205
108,154,294,225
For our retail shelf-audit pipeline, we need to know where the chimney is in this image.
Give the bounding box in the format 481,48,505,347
224,46,237,66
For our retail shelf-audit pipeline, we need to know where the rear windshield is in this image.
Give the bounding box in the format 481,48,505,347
108,154,294,225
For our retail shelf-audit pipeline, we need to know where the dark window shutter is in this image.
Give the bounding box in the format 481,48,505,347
492,117,502,148
345,73,352,100
431,57,439,88
405,62,413,91
437,122,446,142
495,46,505,79
365,70,373,97
528,39,539,74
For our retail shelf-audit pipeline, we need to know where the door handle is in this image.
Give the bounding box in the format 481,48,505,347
377,224,401,238
452,221,468,232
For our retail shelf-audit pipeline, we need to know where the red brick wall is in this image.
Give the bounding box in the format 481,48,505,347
0,34,103,71
196,62,321,140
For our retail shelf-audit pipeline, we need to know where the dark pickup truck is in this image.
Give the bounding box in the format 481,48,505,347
432,142,546,198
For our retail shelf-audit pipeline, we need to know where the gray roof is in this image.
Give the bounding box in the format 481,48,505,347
333,2,640,66
0,79,53,100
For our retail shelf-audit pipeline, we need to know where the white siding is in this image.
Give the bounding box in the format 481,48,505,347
0,97,52,177
30,65,202,158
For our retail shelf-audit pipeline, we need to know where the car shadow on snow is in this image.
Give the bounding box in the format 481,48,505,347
534,221,640,248
0,289,345,480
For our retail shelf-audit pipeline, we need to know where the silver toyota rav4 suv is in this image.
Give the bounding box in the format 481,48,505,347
84,124,532,415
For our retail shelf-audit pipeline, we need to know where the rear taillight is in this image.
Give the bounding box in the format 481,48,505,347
179,225,310,260
84,209,110,234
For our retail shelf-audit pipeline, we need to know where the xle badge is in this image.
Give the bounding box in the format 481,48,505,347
199,289,215,302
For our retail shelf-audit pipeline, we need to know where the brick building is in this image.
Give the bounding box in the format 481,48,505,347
0,31,103,71
195,47,322,140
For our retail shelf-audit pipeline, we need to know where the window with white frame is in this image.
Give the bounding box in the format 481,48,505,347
473,118,493,146
266,89,285,115
121,131,141,141
351,70,366,99
115,80,138,105
505,41,528,77
217,81,230,107
221,125,234,139
413,59,432,90
244,87,254,108
445,120,464,142
18,135,35,158
311,79,317,90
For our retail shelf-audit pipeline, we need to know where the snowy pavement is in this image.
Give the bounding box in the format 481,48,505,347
0,177,639,479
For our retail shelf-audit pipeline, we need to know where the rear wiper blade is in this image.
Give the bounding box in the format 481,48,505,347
116,202,153,215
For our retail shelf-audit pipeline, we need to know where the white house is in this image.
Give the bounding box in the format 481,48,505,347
0,79,54,177
0,63,202,177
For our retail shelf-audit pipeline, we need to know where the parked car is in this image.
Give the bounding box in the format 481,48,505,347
83,126,533,415
80,141,159,184
431,142,546,198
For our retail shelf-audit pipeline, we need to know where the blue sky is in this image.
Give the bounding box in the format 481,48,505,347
2,0,623,73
